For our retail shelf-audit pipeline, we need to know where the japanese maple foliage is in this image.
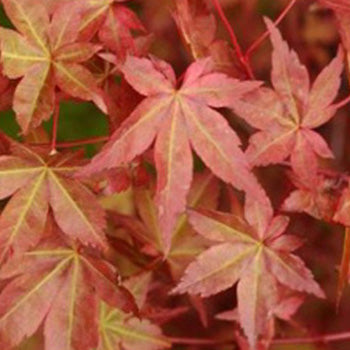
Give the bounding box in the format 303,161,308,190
0,0,350,350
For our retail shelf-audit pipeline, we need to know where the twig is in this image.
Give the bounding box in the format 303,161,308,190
334,94,350,110
211,0,255,78
50,99,60,154
245,0,297,58
273,331,350,345
41,135,109,149
167,336,232,346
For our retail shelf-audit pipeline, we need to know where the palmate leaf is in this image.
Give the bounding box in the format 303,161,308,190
232,18,344,184
0,139,108,264
81,55,268,253
173,197,324,347
0,0,106,133
0,228,136,350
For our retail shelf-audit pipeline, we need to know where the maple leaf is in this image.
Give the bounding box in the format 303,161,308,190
172,197,324,347
80,55,267,252
98,272,170,350
78,0,146,59
0,139,108,264
0,225,136,350
232,18,344,183
0,0,106,133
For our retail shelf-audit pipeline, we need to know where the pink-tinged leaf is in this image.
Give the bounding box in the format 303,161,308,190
98,303,170,350
173,0,216,59
246,127,296,167
54,62,106,113
175,203,323,347
264,215,290,241
155,106,193,253
232,87,284,130
237,256,278,348
0,28,45,79
0,174,48,264
47,174,108,251
81,96,171,176
49,2,82,50
0,260,67,348
244,195,273,239
122,56,175,96
44,265,98,350
2,0,50,54
0,235,137,349
82,56,266,249
302,48,344,128
54,43,101,63
264,250,325,298
265,17,309,122
291,132,318,184
14,63,55,133
172,242,256,297
99,5,145,57
0,156,42,198
181,60,261,107
268,235,304,252
302,129,334,159
181,99,260,197
188,209,255,244
237,19,342,176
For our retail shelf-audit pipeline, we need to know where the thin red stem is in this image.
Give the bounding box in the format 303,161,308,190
245,0,297,58
211,0,255,78
167,336,231,346
50,99,60,154
273,331,350,345
34,135,110,149
167,331,350,346
334,94,350,109
55,136,110,148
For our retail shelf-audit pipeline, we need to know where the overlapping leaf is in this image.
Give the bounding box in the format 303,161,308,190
0,229,136,350
81,55,268,252
282,172,344,221
78,0,146,59
232,18,344,183
98,272,170,350
173,0,242,77
173,197,324,347
114,171,219,279
0,0,106,133
0,140,108,264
